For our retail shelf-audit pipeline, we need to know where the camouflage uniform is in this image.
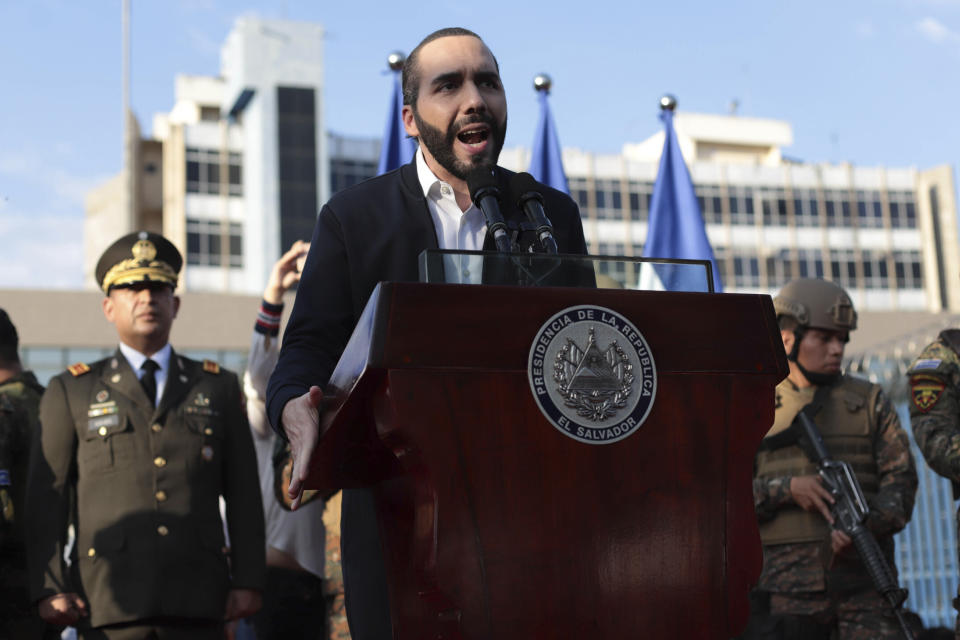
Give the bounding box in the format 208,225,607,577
753,376,917,639
0,371,53,639
908,329,960,640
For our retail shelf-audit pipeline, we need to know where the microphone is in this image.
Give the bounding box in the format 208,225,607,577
466,166,513,253
510,172,558,254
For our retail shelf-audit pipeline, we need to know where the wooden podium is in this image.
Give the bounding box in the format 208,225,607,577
306,281,787,639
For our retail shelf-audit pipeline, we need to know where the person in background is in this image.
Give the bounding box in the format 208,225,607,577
242,241,341,639
749,278,916,639
26,231,265,639
0,308,55,639
907,323,960,640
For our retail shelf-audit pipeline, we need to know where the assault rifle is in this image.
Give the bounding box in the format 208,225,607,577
796,406,915,640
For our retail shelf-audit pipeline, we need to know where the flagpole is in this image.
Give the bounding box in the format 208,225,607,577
377,51,416,176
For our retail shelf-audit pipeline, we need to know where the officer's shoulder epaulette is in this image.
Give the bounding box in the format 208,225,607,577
67,362,91,377
202,359,221,375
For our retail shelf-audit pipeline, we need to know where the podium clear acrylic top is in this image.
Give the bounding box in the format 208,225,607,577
418,250,716,293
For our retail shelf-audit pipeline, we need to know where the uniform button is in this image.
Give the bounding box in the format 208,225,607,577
151,423,163,433
87,547,96,558
153,456,167,468
204,427,213,436
155,490,167,502
157,525,169,536
98,426,108,437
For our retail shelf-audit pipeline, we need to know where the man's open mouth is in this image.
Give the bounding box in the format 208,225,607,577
457,127,490,147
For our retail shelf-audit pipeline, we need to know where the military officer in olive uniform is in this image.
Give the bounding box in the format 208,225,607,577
907,328,960,639
750,279,916,639
26,231,265,639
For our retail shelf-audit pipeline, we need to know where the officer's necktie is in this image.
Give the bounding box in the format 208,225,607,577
140,359,159,407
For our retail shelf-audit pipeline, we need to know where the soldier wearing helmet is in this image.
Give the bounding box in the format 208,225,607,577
907,314,960,639
745,278,917,640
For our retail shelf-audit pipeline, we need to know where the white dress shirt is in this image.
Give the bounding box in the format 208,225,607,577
415,148,488,283
118,342,171,406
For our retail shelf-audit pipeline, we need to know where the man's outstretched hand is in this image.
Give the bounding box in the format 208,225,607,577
281,385,323,510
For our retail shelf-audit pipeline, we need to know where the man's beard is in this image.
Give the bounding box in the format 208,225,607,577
413,110,506,180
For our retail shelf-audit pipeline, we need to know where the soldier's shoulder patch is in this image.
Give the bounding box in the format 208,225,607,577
913,358,943,371
202,359,220,375
911,374,946,413
67,362,91,377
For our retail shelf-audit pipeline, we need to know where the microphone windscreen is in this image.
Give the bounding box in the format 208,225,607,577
466,166,498,201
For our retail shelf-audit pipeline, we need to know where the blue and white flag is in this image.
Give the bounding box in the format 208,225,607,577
377,72,416,175
642,109,722,292
529,90,568,194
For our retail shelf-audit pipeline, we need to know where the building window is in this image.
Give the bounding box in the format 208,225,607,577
186,218,243,267
695,184,723,224
761,188,788,226
794,189,820,227
728,186,755,225
278,86,319,251
330,158,377,194
186,148,242,196
893,250,923,288
855,190,883,228
731,251,760,287
888,190,918,229
628,180,653,222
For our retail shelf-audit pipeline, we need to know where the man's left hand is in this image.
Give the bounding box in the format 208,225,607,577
224,588,262,621
831,529,853,556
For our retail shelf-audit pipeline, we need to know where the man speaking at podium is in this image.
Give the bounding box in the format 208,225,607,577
267,27,587,639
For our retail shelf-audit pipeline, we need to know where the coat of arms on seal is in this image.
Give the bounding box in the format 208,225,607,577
528,305,657,444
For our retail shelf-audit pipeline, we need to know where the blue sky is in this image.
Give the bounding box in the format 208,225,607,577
1,0,958,289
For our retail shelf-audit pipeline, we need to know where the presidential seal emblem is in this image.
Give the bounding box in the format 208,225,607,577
528,305,656,444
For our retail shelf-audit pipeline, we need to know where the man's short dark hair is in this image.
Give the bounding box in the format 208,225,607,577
0,308,20,366
402,27,498,108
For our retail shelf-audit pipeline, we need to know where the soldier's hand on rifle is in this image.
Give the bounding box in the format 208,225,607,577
831,529,853,556
789,474,835,523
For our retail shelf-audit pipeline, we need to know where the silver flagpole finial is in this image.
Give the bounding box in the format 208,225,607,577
533,74,552,93
659,94,677,111
386,51,405,71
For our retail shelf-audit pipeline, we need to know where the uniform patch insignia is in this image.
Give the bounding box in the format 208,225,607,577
88,401,118,418
68,362,91,377
914,358,942,371
194,393,210,407
911,375,946,413
202,360,220,374
96,390,109,403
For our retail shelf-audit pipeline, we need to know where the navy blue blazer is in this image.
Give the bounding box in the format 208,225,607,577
266,159,587,639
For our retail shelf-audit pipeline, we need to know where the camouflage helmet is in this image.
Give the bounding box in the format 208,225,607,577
773,278,857,332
